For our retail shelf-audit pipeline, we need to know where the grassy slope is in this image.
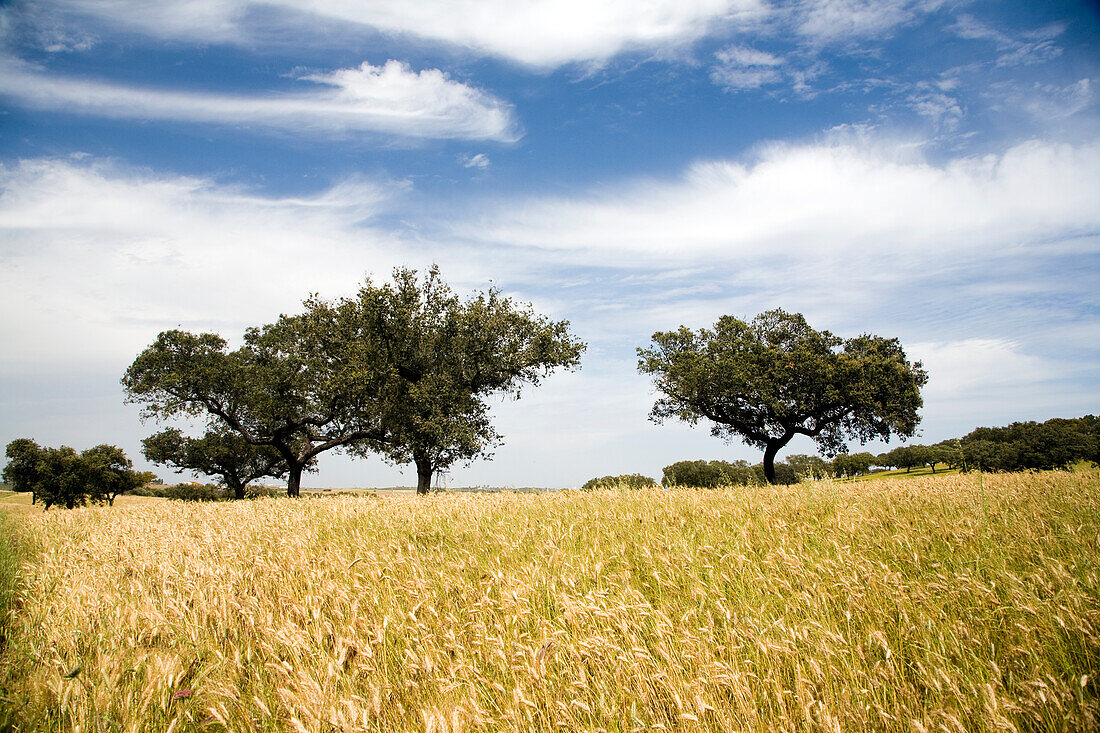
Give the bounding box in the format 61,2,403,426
1,471,1098,731
842,464,961,482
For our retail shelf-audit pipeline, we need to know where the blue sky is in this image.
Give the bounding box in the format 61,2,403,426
1,0,1098,488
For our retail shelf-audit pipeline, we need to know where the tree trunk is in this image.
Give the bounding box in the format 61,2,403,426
228,480,246,500
287,465,302,498
415,452,433,496
762,442,781,485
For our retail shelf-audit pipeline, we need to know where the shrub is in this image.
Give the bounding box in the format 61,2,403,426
662,459,800,487
130,483,230,501
581,474,659,491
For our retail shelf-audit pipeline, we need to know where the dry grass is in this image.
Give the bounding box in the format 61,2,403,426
1,471,1098,732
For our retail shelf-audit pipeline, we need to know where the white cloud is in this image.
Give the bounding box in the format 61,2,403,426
792,0,919,43
0,58,519,141
452,137,1100,260
990,78,1095,121
905,82,964,127
459,153,491,169
31,0,766,67
904,338,1078,427
0,158,403,367
910,339,1049,401
710,44,785,91
949,14,1065,68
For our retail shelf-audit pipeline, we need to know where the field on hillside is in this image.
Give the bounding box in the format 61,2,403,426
1,472,1098,732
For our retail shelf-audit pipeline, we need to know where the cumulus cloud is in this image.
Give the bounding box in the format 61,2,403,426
27,0,766,67
0,58,519,141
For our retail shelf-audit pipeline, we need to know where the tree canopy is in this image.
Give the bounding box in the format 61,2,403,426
581,474,658,491
638,309,928,484
300,267,586,494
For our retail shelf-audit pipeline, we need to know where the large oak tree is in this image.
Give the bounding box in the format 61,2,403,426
299,267,586,493
638,309,927,484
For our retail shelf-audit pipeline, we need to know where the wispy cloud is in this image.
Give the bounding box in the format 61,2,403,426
950,14,1065,67
710,44,786,91
26,0,767,67
459,153,491,169
0,58,520,141
792,0,922,43
452,137,1100,260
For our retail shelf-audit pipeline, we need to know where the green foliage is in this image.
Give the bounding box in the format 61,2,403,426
638,309,927,484
581,474,658,491
122,313,399,497
3,440,145,509
130,483,230,501
784,454,831,480
832,451,877,478
660,459,799,487
142,427,294,500
2,438,41,493
663,460,746,488
750,461,800,485
301,266,586,494
960,415,1098,472
124,267,584,497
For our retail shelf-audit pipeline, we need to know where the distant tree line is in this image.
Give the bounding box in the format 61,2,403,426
2,439,153,510
825,415,1098,478
583,415,1098,489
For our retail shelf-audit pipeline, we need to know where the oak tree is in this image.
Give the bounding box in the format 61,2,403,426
142,427,297,499
300,267,586,494
638,309,927,484
123,323,390,497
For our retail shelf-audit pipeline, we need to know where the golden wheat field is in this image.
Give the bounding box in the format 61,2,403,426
1,471,1098,732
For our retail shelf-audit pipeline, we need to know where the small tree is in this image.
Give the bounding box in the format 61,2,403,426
81,444,146,506
3,438,42,503
35,446,87,510
638,310,927,484
937,439,967,472
142,427,296,500
663,460,734,488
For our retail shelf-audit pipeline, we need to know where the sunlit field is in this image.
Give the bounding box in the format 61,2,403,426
1,472,1098,732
